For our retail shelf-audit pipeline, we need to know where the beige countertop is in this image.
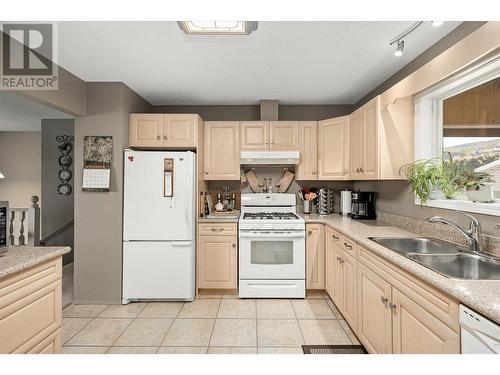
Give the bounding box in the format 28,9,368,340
198,212,240,223
302,213,500,324
0,246,71,279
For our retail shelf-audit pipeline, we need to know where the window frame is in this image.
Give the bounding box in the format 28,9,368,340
413,54,500,217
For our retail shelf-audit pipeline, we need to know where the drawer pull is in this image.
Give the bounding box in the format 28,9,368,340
332,234,340,241
344,242,353,250
210,228,224,232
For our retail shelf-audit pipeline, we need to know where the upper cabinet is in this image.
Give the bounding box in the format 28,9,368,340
318,116,350,180
129,114,164,147
350,97,380,180
270,121,299,150
240,121,269,151
129,114,199,148
204,121,240,180
296,121,318,180
240,121,299,151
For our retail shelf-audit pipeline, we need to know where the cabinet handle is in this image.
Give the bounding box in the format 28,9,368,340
157,135,161,140
332,234,340,241
210,228,224,232
340,258,344,264
343,170,348,175
312,171,316,175
307,230,312,236
270,140,274,144
344,242,353,250
359,167,364,172
205,170,209,174
336,256,340,261
389,302,397,310
232,243,236,248
163,135,167,140
264,140,268,144
380,296,388,305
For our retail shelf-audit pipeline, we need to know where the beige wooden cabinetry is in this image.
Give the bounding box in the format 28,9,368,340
198,223,238,290
306,224,324,289
318,116,349,180
270,121,299,150
357,246,460,354
240,121,299,151
350,97,379,180
0,258,63,354
204,122,240,180
325,227,337,299
296,121,318,180
240,121,269,151
129,114,200,148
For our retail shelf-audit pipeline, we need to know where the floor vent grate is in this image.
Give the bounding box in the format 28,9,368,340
302,345,367,354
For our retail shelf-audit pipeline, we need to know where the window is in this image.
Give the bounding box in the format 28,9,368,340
414,55,500,216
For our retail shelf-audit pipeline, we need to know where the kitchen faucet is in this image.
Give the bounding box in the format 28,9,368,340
426,212,485,255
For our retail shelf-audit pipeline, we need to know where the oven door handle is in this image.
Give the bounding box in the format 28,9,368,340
239,231,305,238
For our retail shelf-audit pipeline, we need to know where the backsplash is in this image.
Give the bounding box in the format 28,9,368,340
377,211,500,257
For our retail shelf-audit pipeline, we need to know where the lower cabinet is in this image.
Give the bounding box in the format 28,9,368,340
357,261,393,354
306,224,325,289
323,223,460,355
198,223,238,290
0,258,63,354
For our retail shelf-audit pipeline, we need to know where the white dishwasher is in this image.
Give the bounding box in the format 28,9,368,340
460,305,500,354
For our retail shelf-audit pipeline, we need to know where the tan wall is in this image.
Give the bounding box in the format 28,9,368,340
0,132,41,208
73,82,151,304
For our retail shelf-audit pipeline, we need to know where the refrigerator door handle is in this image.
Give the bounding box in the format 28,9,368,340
171,241,193,247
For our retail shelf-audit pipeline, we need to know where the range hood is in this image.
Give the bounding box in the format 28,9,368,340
240,151,300,165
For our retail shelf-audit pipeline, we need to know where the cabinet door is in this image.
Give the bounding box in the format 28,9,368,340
357,262,392,354
331,245,343,309
129,114,164,147
270,121,299,150
164,114,197,147
318,116,349,180
306,224,325,289
325,232,336,299
297,121,318,180
204,122,240,180
392,288,459,354
198,235,237,289
349,111,362,178
342,251,358,332
240,121,269,151
360,98,379,179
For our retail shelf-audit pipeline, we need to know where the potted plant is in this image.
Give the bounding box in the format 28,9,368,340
454,171,495,203
399,153,460,204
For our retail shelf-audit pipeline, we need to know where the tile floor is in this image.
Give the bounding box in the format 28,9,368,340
62,292,361,354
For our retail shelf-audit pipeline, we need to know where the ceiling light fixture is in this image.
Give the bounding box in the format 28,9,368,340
178,21,258,35
432,21,444,27
394,40,404,57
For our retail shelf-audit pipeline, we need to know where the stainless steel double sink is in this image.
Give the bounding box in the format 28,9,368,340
369,237,500,280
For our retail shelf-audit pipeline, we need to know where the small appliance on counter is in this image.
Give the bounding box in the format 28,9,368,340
340,190,352,216
350,191,376,220
317,188,334,215
0,201,8,256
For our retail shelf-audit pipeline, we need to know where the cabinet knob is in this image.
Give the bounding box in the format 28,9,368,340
389,302,397,310
340,258,344,264
157,135,160,140
264,140,268,144
232,243,236,248
163,135,167,140
360,167,364,172
307,230,312,236
356,168,360,172
270,140,274,144
380,296,388,305
205,170,209,174
312,171,316,175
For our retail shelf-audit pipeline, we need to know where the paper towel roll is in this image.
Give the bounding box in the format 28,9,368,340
340,190,352,215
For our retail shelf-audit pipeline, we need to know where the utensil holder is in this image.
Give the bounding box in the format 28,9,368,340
303,200,311,214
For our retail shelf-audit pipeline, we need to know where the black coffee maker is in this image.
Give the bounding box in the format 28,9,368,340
350,192,376,220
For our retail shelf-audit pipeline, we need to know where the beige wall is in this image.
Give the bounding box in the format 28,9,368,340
73,82,151,304
0,132,41,208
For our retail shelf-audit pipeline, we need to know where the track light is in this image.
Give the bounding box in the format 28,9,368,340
432,21,444,27
394,40,404,57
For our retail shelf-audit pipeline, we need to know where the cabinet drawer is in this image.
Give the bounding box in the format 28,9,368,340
199,223,237,236
0,279,62,353
27,329,61,354
325,226,342,244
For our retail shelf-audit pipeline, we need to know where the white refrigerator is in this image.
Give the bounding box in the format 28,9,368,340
122,150,196,303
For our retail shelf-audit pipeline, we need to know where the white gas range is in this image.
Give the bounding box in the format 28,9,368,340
238,193,306,298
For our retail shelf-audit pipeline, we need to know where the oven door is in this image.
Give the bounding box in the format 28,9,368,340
239,229,305,280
